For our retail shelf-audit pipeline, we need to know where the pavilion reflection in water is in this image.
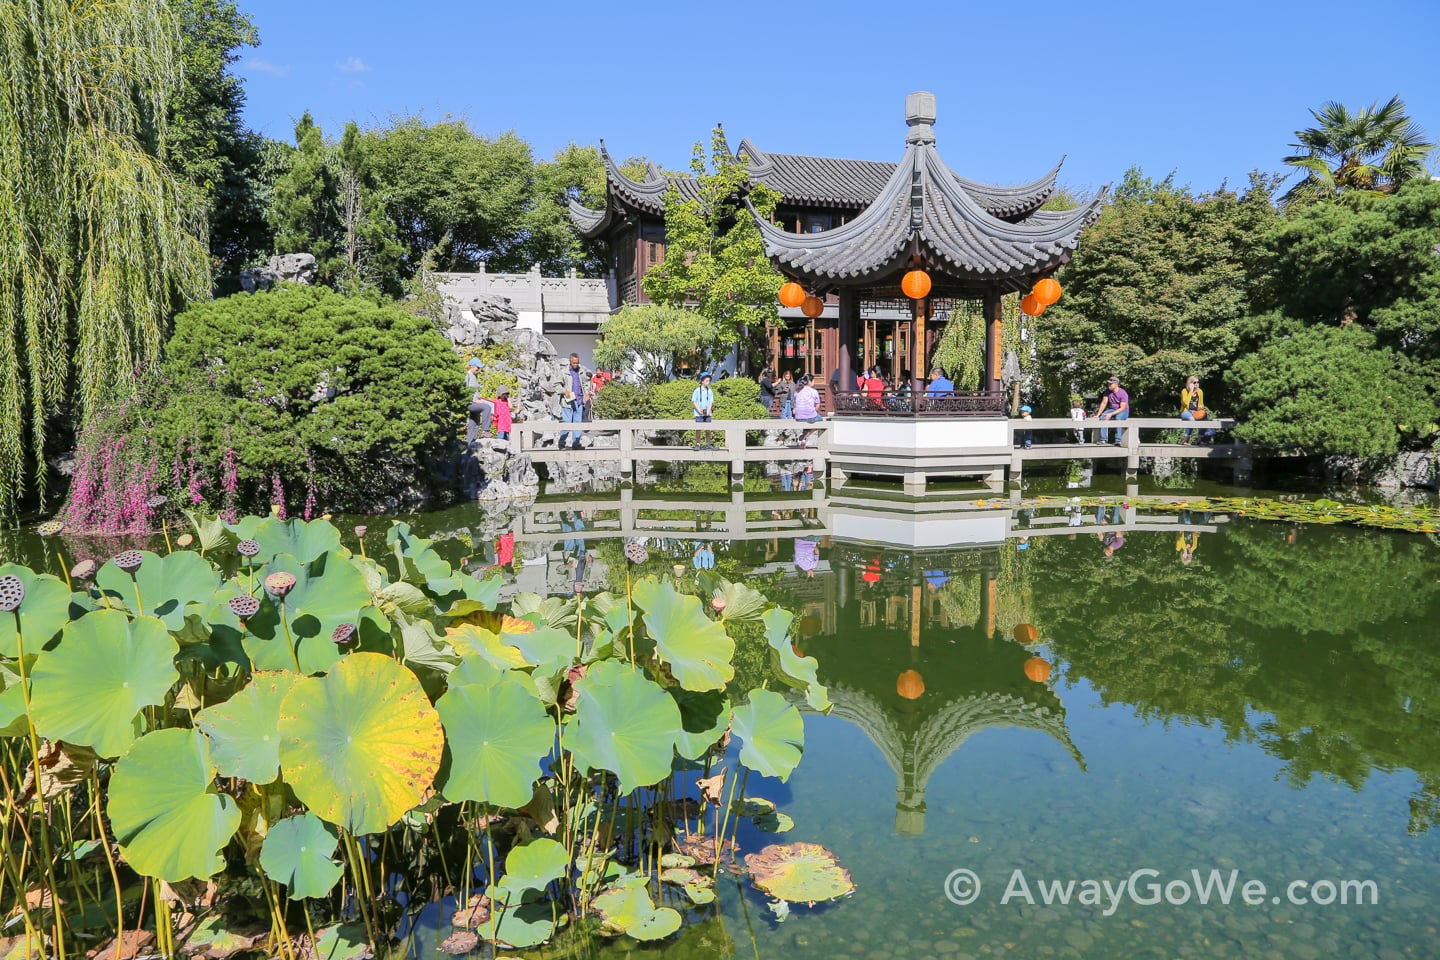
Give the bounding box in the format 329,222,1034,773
784,540,1084,836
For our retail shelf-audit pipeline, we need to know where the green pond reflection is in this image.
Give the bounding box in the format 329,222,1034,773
5,485,1439,958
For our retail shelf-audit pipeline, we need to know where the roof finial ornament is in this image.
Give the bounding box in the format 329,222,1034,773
905,91,937,146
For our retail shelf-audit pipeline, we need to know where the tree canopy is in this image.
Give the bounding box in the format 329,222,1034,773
593,305,724,385
1282,96,1433,205
0,0,210,516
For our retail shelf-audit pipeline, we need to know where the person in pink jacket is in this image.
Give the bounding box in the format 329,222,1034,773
494,389,513,441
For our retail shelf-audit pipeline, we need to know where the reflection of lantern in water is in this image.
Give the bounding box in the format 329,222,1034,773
1024,657,1052,683
797,614,822,636
1013,623,1039,644
862,558,881,584
897,669,925,700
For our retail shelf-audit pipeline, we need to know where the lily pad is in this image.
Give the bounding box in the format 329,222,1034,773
29,611,176,758
592,880,682,941
228,516,342,565
730,689,805,782
496,838,570,900
744,842,854,904
259,812,343,900
568,660,682,793
95,551,220,630
313,922,368,960
474,901,555,949
277,653,444,834
731,797,776,817
242,551,377,674
107,728,240,881
436,671,553,808
0,563,72,658
754,810,795,833
631,577,734,692
194,672,298,784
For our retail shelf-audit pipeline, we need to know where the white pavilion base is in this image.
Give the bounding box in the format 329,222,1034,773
828,416,1011,491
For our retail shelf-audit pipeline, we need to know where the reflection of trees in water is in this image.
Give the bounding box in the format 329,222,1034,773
1027,521,1440,828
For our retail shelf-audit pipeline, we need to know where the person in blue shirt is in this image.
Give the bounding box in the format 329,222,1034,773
691,373,716,449
925,367,955,398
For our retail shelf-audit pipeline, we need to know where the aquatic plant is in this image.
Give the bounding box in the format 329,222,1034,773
0,513,833,958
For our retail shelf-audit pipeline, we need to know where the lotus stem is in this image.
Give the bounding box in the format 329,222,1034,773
301,902,318,960
714,767,747,867
277,601,301,674
90,768,126,941
341,831,377,948
483,814,498,951
153,878,174,959
625,567,636,670
264,878,294,960
161,519,172,555
56,547,72,592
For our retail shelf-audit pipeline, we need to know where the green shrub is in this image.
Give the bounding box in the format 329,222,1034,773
592,381,652,420
649,377,768,421
649,379,701,420
457,343,522,405
65,286,467,528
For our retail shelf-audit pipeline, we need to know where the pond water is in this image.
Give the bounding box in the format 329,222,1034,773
5,475,1438,959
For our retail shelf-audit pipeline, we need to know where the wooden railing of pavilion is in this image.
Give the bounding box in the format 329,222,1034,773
829,388,1006,417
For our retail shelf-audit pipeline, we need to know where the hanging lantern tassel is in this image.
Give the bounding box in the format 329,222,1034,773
1033,277,1062,305
778,281,807,308
1020,293,1045,317
901,269,932,300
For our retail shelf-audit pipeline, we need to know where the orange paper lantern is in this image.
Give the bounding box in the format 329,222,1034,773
1020,294,1045,317
801,295,825,318
778,281,807,308
901,269,932,299
1033,277,1062,305
897,669,925,700
1023,657,1052,684
1013,623,1039,644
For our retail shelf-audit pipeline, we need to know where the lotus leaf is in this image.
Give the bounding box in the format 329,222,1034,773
704,575,768,623
509,592,576,630
731,797,776,817
502,624,577,674
474,901,555,949
730,689,804,782
670,688,730,760
393,611,460,674
659,853,694,869
194,672,298,783
436,674,553,807
277,653,444,834
228,516,341,565
446,623,527,670
313,923,368,960
259,812,343,899
29,611,176,758
107,728,240,881
181,512,233,556
496,838,569,899
242,552,377,674
591,881,682,941
631,577,734,691
568,660,682,793
744,842,854,904
438,574,503,619
0,658,29,736
0,564,71,658
763,608,830,712
387,522,464,602
658,867,716,904
95,550,221,630
754,810,795,833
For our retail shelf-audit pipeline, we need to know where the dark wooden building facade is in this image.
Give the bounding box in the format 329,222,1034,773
570,93,1099,398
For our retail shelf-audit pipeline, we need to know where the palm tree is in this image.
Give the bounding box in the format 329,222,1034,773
0,0,209,515
1282,96,1434,204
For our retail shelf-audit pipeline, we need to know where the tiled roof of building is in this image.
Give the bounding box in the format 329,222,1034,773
567,114,1068,237
746,93,1105,291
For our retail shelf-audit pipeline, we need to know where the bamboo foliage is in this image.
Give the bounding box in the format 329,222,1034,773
0,0,209,514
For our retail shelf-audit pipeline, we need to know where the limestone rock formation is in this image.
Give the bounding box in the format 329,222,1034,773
239,253,318,291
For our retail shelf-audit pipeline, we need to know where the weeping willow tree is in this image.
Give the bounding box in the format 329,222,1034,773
0,0,210,515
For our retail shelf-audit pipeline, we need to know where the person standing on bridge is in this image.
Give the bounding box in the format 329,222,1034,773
1096,376,1130,446
465,358,494,444
558,353,592,449
691,372,716,450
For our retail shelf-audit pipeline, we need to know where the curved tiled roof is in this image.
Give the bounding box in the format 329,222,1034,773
747,141,1105,291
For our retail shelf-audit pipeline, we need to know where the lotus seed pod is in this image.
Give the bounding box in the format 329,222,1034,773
712,596,727,612
331,623,357,647
36,520,63,536
264,572,297,599
228,595,261,620
113,550,144,573
0,574,24,612
623,539,649,565
176,534,194,548
353,525,368,538
146,495,167,510
70,559,97,581
236,539,260,557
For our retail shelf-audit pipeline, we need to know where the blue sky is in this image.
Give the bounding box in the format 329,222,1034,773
236,0,1440,195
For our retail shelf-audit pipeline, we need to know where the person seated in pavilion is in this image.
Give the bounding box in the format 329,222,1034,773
926,367,954,398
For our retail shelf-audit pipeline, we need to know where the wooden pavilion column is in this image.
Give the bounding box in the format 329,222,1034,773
912,296,928,394
837,289,858,392
982,286,1003,395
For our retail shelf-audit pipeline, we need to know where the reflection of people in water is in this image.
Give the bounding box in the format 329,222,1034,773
924,568,949,589
693,541,715,570
1098,529,1125,559
1095,503,1123,525
795,536,820,578
495,531,514,568
1176,529,1200,565
560,511,586,552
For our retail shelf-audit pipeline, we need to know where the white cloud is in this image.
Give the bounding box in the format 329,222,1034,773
244,57,290,77
337,57,371,74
